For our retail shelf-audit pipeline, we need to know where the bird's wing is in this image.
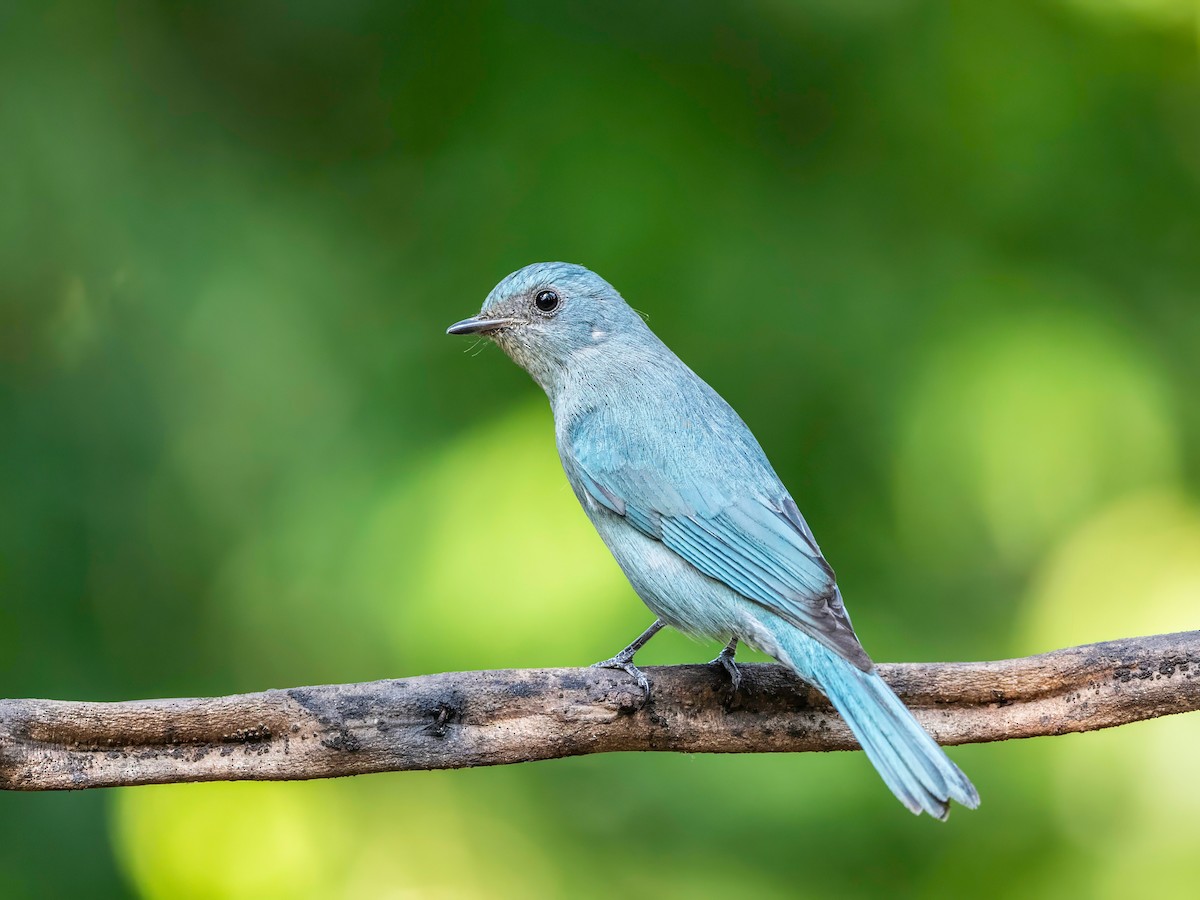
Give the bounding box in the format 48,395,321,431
569,427,871,670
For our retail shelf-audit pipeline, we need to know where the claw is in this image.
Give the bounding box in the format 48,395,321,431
709,637,742,692
591,657,651,695
589,619,663,698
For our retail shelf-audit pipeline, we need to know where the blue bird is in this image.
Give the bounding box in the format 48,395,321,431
447,262,979,819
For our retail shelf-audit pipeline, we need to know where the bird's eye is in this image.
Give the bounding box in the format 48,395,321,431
535,290,560,313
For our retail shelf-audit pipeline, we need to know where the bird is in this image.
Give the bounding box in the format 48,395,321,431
446,261,979,820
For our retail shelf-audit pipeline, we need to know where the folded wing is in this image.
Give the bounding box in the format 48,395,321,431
571,433,871,670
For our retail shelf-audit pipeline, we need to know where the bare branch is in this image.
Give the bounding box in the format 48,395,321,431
2,631,1197,791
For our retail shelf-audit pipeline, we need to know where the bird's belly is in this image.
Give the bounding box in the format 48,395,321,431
590,510,774,648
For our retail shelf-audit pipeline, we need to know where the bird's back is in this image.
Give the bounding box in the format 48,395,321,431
553,331,784,511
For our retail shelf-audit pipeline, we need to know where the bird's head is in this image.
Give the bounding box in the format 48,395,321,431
447,262,647,392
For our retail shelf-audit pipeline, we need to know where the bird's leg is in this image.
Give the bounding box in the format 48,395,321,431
591,619,664,694
709,636,742,691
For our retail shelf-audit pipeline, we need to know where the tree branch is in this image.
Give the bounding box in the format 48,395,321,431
2,631,1197,791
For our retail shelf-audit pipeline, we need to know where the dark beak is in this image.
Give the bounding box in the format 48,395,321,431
445,316,522,336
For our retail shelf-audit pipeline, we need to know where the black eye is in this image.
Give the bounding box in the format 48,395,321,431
535,290,560,313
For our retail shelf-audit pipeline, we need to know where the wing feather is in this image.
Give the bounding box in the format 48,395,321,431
570,431,870,670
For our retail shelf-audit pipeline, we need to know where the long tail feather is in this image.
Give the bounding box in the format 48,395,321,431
771,625,980,819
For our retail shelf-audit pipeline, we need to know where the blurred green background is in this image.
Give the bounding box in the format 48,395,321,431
2,0,1199,896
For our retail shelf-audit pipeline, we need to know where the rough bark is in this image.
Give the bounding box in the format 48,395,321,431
2,631,1196,791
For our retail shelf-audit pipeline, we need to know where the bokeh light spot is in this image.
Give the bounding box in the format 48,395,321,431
894,310,1179,569
351,400,632,671
1022,489,1200,895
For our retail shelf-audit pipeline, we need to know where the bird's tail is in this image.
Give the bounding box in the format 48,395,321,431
770,624,979,820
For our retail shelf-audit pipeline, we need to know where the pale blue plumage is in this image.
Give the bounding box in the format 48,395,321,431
564,393,866,668
447,261,979,819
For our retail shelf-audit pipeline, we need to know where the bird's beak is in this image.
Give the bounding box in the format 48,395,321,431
445,316,522,336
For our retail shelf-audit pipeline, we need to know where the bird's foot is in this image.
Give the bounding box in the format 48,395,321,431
708,637,741,692
590,654,651,695
589,620,663,697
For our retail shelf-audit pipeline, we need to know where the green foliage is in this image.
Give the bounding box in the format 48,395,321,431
2,1,1198,896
